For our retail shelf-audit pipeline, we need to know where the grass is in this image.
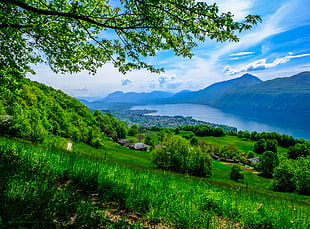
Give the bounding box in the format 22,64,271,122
201,135,288,154
210,160,273,190
1,136,309,228
74,139,153,167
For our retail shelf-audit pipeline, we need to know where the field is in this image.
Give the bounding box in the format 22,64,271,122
0,135,309,228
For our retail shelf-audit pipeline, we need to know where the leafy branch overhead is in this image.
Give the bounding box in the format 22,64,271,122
0,0,261,74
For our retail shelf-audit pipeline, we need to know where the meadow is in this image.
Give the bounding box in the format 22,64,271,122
1,136,309,228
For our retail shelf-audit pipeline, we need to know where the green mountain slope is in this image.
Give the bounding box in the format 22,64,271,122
0,78,126,144
165,73,262,104
216,71,310,112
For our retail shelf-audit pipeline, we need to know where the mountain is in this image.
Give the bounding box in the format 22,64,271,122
83,91,174,109
0,78,126,144
81,71,310,113
103,91,174,104
165,73,262,105
216,71,310,112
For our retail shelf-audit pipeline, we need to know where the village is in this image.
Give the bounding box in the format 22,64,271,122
103,108,237,131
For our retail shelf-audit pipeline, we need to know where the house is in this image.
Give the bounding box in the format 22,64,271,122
117,138,132,147
129,143,149,151
248,157,259,164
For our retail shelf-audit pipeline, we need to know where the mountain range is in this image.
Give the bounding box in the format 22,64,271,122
80,71,310,113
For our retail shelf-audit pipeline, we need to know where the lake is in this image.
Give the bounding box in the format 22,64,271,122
132,104,310,140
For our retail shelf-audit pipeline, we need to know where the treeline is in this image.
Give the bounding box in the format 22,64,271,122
176,125,226,137
235,130,301,148
237,131,310,195
0,78,126,147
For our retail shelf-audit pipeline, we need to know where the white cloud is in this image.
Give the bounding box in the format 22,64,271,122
224,53,310,75
158,74,185,89
230,52,255,56
210,1,306,63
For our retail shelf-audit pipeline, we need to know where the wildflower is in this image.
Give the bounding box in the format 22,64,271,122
290,221,294,223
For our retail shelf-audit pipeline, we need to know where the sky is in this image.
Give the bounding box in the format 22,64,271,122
28,0,310,99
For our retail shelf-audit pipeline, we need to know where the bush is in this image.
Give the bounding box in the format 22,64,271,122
259,151,279,178
273,159,296,192
151,135,212,177
273,157,310,195
229,165,244,181
287,143,309,159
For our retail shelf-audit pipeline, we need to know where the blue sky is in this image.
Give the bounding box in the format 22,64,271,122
28,0,310,98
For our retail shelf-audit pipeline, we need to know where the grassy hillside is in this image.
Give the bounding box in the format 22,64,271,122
1,136,310,228
1,77,310,228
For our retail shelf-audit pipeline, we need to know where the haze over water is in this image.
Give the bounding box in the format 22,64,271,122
132,104,310,140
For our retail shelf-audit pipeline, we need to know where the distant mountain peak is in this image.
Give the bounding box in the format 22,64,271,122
241,73,256,78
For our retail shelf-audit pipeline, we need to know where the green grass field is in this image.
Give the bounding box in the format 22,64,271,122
1,135,309,228
200,135,288,155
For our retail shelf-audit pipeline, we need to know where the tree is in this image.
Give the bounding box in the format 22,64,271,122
247,151,255,159
151,135,212,177
273,157,310,195
253,139,266,154
266,139,278,154
229,165,244,182
144,135,154,147
128,124,138,136
287,143,309,159
259,151,279,178
273,159,296,192
190,136,199,146
0,0,261,77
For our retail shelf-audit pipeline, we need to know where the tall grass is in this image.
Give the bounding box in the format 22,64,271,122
0,137,309,228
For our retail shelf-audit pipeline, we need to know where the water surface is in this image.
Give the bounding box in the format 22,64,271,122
132,104,310,140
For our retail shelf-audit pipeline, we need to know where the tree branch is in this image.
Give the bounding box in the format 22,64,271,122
0,23,33,29
0,0,152,30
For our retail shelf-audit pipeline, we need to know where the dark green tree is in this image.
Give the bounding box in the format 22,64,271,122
0,0,261,76
128,124,139,137
247,151,255,159
144,136,154,147
266,139,278,153
273,159,296,192
273,157,310,195
287,143,309,159
259,151,279,177
253,139,266,154
190,136,199,146
229,165,244,182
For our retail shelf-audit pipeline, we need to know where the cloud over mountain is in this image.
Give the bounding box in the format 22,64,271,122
224,53,310,75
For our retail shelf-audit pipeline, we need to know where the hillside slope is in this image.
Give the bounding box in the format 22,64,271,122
216,71,310,112
165,73,262,104
84,91,174,109
0,78,126,144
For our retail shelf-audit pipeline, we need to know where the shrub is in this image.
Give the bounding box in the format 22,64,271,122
259,151,279,178
229,165,244,181
151,135,212,177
